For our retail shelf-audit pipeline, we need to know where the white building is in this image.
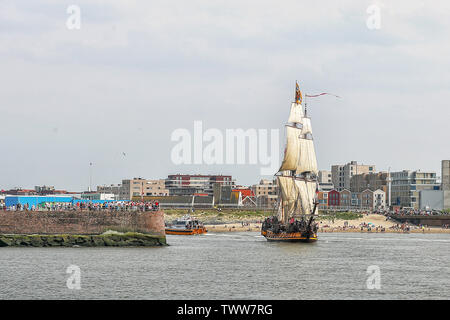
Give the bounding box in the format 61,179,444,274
318,170,332,184
81,193,115,201
443,160,450,210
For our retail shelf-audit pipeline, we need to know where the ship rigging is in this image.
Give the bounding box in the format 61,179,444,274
261,82,319,242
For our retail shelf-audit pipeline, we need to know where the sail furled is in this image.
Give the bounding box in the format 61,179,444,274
294,180,317,215
278,126,301,172
287,103,304,124
277,176,297,217
295,139,318,175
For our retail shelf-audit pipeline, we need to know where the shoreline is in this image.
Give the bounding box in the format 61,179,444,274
204,223,450,234
166,212,450,234
203,213,450,234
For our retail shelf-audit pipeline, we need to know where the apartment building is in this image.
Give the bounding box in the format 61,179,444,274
391,170,439,209
119,178,169,200
165,174,233,196
318,170,332,184
350,172,388,193
251,179,278,208
358,189,386,210
318,170,334,192
331,161,375,191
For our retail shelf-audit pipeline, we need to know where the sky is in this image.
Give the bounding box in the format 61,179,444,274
0,0,449,191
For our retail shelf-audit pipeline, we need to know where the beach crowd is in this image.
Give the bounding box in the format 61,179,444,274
387,208,447,216
0,201,160,212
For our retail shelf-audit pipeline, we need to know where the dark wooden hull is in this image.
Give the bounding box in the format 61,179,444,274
261,230,317,242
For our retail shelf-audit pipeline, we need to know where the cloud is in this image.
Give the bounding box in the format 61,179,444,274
0,0,449,189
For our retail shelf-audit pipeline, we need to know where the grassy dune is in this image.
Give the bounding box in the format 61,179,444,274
163,208,363,224
163,208,272,224
316,211,363,221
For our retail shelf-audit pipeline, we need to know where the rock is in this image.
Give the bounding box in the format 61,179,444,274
0,233,166,247
0,236,12,247
92,236,105,246
30,236,43,247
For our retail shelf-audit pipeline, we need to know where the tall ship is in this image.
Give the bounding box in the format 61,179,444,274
261,82,319,242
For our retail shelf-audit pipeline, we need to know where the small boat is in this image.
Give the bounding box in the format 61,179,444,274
165,215,207,235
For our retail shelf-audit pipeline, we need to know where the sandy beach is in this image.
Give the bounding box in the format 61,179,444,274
164,210,450,234
204,214,450,234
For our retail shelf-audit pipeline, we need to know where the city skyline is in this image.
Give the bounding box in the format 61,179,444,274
1,160,445,192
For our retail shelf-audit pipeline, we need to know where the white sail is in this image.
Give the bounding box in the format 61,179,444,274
278,126,301,172
294,180,317,215
306,180,317,215
296,139,318,175
287,102,304,124
274,82,320,224
301,117,313,135
277,176,297,218
276,199,284,222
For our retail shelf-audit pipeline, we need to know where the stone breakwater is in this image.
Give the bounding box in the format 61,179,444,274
0,210,165,236
0,232,166,247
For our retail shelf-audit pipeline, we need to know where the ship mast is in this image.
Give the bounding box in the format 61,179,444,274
276,82,318,224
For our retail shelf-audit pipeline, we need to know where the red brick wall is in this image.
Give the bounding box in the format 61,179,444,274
0,210,165,236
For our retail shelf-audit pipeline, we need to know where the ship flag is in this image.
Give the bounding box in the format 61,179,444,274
295,82,303,104
305,92,340,98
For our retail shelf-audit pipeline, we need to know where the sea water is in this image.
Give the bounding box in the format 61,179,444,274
0,232,449,299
